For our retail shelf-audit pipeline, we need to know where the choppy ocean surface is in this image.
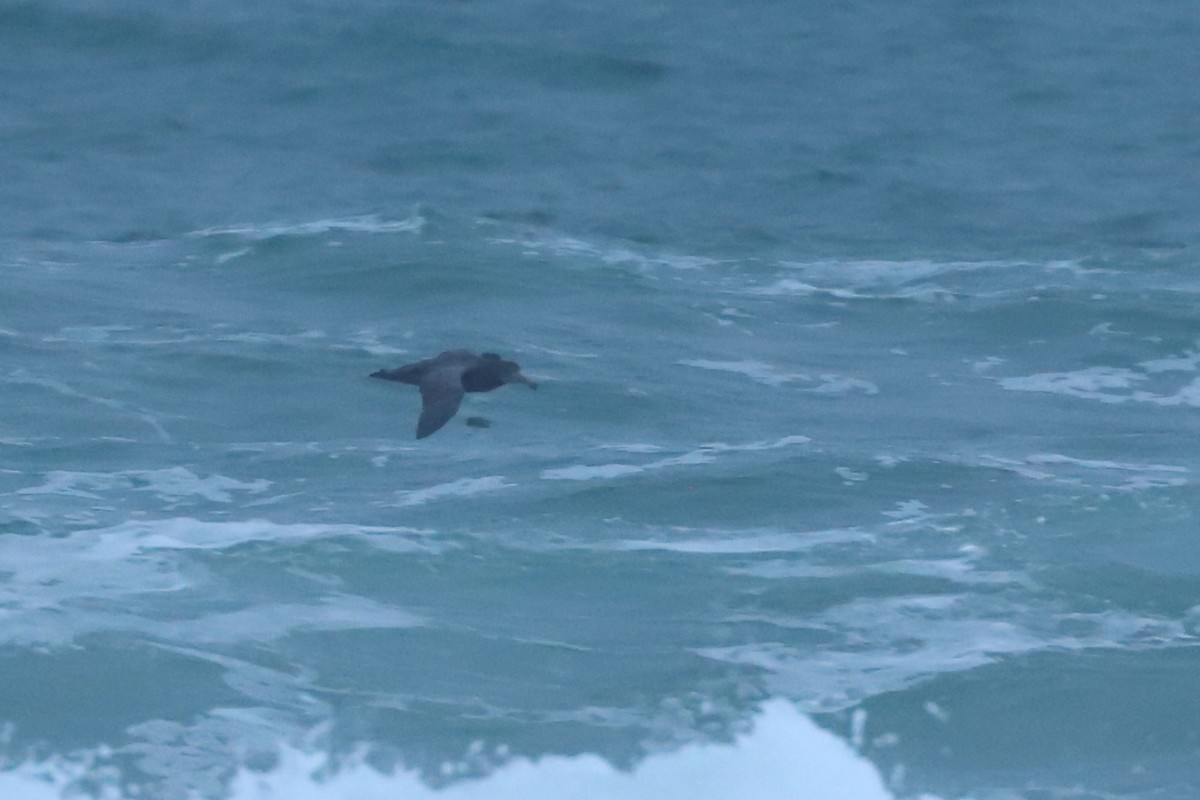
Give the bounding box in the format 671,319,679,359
3,2,1200,799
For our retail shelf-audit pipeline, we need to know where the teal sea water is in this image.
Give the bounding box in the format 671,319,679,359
3,2,1200,798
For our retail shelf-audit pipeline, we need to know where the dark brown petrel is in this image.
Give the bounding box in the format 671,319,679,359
371,350,537,439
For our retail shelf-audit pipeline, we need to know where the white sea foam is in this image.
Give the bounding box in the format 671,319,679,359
1139,349,1200,373
971,356,1006,373
44,324,133,343
745,279,869,299
999,366,1144,401
0,699,899,800
0,518,441,646
975,455,1058,481
216,247,252,264
871,558,1032,587
677,359,806,386
611,527,874,555
699,435,812,452
881,499,930,520
18,467,270,503
1025,453,1187,473
735,258,1100,305
542,436,810,482
1088,321,1130,336
189,212,425,240
393,475,513,506
677,359,878,394
156,596,426,644
1144,375,1200,407
543,464,646,481
216,329,327,345
835,467,868,483
724,562,855,579
754,258,1016,302
595,443,668,453
998,343,1200,407
977,453,1189,490
696,602,1013,713
807,375,880,395
778,258,1011,285
697,574,1193,714
39,325,343,350
491,229,719,273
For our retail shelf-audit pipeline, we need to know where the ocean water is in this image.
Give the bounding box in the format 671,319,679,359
2,2,1199,799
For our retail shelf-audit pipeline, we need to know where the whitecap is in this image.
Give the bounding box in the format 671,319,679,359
1025,453,1187,473
970,356,1005,373
835,467,868,483
806,375,880,395
18,467,270,504
609,527,874,555
0,699,900,800
974,452,1189,491
392,475,513,507
997,342,1200,407
595,443,667,453
870,558,1032,587
541,436,809,483
542,464,646,481
1136,375,1200,407
188,212,425,241
0,518,441,647
778,258,1005,285
1140,349,1200,373
677,359,805,386
998,366,1145,402
743,279,867,299
492,229,719,273
155,595,427,645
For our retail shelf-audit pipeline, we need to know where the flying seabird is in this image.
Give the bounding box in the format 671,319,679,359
370,349,537,438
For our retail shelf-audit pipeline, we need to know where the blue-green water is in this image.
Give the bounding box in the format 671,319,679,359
2,2,1199,799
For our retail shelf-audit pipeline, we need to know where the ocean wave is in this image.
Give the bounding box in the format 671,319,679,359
999,367,1200,408
487,226,721,273
391,475,514,507
698,597,1191,715
0,699,898,800
188,212,426,241
17,467,270,503
0,517,442,647
676,359,878,393
975,453,1190,491
541,435,810,483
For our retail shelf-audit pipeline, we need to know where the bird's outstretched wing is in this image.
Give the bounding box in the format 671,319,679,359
416,365,467,438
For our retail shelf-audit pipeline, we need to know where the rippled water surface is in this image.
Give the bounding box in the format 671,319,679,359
3,2,1199,799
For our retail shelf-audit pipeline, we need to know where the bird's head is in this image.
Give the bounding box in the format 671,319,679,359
501,363,537,389
484,353,537,389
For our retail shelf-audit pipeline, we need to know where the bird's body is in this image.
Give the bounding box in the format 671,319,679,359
371,350,536,438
